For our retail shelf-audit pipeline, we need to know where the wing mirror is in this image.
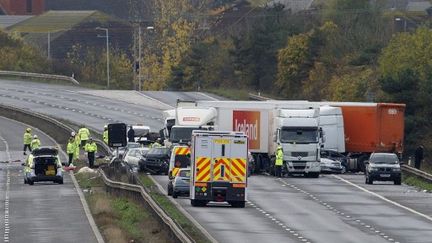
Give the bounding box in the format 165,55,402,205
364,161,369,165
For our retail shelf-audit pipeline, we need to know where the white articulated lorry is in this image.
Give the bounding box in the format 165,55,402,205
170,100,323,177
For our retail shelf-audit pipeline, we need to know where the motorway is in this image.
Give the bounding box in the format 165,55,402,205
0,116,97,243
1,79,432,243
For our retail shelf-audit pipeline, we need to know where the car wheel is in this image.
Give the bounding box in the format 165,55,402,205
341,166,346,174
394,178,401,185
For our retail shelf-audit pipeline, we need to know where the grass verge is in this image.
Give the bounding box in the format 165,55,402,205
402,174,432,192
75,169,171,243
138,174,210,243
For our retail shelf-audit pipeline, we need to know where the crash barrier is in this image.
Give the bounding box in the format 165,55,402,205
248,92,271,101
401,164,432,183
0,104,109,156
0,70,80,85
100,162,194,243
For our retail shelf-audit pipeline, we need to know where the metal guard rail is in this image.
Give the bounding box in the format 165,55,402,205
248,92,271,101
99,169,193,243
0,70,80,85
401,164,432,183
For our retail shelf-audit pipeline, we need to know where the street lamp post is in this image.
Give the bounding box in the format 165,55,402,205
96,27,110,89
137,25,154,91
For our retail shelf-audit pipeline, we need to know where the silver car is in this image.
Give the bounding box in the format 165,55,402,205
172,168,191,198
320,158,343,174
123,147,150,167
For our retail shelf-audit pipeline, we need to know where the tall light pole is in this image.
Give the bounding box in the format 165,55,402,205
96,27,110,89
137,25,154,91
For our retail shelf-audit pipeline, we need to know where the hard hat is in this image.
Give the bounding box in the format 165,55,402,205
71,131,76,136
26,128,31,132
89,137,93,140
33,135,38,138
104,125,108,129
277,145,282,149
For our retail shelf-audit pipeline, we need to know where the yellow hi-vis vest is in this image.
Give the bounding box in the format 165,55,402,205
78,128,90,141
85,142,98,153
275,148,283,166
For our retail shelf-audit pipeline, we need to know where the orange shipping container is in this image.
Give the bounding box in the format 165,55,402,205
336,103,405,154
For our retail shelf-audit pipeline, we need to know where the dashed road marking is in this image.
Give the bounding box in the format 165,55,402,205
247,200,312,242
278,178,399,242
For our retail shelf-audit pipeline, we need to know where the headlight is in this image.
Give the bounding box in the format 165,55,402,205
392,168,401,172
369,167,378,171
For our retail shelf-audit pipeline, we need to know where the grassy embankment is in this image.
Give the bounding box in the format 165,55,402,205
73,157,171,243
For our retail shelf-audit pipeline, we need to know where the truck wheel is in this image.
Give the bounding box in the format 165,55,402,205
231,201,245,208
394,178,401,185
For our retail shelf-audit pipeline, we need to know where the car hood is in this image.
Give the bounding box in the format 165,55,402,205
320,158,340,165
369,163,400,168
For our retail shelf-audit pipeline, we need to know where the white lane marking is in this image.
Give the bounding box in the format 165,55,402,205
1,135,11,242
333,175,432,222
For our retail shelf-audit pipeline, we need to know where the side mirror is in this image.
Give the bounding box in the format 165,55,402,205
364,161,369,165
399,161,405,165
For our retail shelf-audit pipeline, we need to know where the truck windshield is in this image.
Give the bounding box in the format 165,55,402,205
170,127,196,143
280,127,318,143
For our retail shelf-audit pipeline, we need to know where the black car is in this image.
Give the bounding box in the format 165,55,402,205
365,153,402,185
139,147,170,174
320,150,348,173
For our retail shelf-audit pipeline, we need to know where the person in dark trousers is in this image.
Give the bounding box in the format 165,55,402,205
275,145,283,177
127,125,135,142
66,137,76,166
85,137,98,168
415,145,424,169
23,128,32,155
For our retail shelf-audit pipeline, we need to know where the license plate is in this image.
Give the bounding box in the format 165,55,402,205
380,174,391,177
46,165,55,176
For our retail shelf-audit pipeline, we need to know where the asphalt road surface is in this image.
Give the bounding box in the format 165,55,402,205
2,79,432,243
0,116,97,243
153,173,432,243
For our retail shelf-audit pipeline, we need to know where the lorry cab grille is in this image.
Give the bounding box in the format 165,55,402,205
291,152,308,157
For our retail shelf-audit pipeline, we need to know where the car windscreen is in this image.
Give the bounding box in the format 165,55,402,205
147,148,170,156
133,128,149,137
178,170,191,177
370,154,399,164
280,127,318,143
169,127,195,142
